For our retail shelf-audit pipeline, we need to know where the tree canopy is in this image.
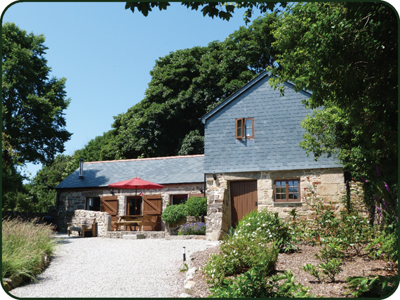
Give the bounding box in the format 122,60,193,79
125,2,286,23
2,23,71,209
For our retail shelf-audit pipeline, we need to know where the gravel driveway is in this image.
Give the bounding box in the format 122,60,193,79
9,234,218,298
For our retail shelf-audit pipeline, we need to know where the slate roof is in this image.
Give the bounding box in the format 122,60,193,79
201,71,341,174
55,155,204,189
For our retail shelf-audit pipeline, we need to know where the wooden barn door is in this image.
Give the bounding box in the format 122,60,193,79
230,180,258,228
101,196,118,231
142,194,162,231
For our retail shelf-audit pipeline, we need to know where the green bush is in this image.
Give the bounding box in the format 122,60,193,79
209,269,312,298
185,196,207,217
203,235,279,286
366,222,398,262
235,209,296,252
345,275,398,298
161,203,187,224
2,218,57,280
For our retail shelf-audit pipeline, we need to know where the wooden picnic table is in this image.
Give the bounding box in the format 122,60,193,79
112,214,158,231
113,215,142,231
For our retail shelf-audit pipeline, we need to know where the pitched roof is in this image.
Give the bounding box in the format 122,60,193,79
55,155,204,189
201,71,312,124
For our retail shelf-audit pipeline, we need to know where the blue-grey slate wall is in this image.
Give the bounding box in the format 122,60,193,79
203,74,340,174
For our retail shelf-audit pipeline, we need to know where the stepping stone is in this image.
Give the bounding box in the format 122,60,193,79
122,234,145,239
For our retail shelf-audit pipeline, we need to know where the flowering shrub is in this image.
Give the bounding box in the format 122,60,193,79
234,209,296,252
178,222,206,235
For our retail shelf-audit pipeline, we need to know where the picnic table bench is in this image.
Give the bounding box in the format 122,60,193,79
67,217,97,237
112,215,157,231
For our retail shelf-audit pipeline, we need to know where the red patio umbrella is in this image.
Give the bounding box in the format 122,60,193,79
108,177,164,197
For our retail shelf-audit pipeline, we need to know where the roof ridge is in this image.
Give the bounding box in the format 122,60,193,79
84,154,204,164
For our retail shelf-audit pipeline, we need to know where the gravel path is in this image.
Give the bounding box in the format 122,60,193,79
9,234,218,298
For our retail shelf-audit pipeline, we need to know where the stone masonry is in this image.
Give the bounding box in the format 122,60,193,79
58,184,204,235
205,167,353,241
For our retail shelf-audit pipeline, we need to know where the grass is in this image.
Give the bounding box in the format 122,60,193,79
2,217,57,281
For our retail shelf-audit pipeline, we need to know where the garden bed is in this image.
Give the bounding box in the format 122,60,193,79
175,243,397,298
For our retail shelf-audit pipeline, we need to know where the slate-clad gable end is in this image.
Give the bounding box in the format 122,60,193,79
202,73,340,173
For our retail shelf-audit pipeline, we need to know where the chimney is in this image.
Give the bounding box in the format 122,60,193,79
79,158,84,179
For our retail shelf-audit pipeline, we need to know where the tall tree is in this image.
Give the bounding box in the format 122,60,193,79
2,23,72,166
270,2,397,216
2,23,72,207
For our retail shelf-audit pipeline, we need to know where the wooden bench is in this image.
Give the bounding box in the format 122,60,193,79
67,217,97,237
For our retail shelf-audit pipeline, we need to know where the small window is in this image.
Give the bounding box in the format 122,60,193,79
86,197,101,211
274,180,300,202
170,194,188,205
128,197,142,215
236,118,254,139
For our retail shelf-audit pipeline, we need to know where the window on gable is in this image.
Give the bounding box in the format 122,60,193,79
274,179,300,202
236,118,254,139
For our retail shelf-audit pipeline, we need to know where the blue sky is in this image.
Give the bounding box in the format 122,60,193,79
1,2,263,180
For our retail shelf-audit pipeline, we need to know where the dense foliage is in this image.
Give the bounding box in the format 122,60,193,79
162,197,207,225
185,197,207,217
270,2,398,205
2,218,57,281
161,203,187,224
125,2,286,24
2,23,71,210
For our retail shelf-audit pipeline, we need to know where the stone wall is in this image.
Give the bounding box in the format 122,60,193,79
205,168,352,241
57,184,204,233
67,210,111,237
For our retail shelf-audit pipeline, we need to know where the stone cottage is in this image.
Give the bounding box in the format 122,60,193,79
56,71,357,240
201,72,348,241
55,155,205,236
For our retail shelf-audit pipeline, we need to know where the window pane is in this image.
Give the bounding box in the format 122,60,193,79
276,194,281,199
294,187,298,193
237,128,242,136
289,194,293,199
276,182,281,187
281,187,286,194
289,181,293,186
294,181,299,186
294,193,299,199
289,187,293,193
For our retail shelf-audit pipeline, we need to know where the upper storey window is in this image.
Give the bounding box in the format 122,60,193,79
236,118,254,139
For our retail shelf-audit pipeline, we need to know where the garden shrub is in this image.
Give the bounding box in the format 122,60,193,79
178,222,206,235
203,235,279,286
345,275,398,298
366,222,398,262
235,209,296,252
185,196,207,217
161,203,187,224
209,269,312,298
